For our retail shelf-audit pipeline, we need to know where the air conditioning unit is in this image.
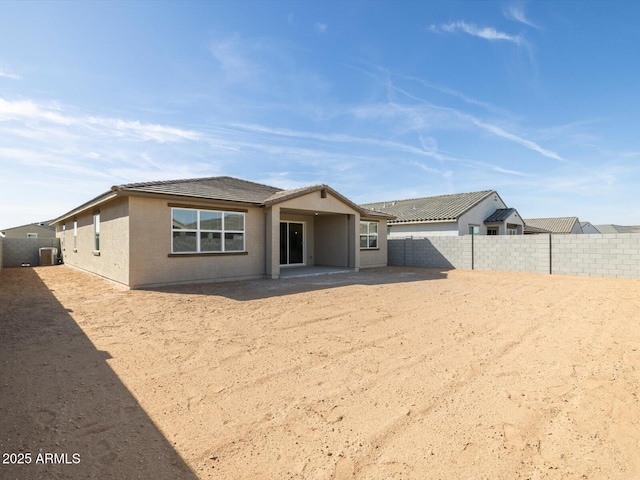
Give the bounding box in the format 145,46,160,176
39,247,58,266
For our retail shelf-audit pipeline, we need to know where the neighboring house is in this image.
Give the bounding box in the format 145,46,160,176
1,221,56,239
524,217,583,234
361,190,524,237
580,222,600,234
594,224,640,234
50,177,394,289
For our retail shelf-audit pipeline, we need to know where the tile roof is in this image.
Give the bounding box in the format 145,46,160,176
524,225,552,234
115,176,283,204
484,208,516,223
523,217,580,234
361,190,495,223
52,176,395,224
593,224,640,234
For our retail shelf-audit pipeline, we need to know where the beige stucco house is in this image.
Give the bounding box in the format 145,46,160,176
361,190,524,237
50,177,393,289
1,222,56,239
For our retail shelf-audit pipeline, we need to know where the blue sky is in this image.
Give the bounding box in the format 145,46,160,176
1,0,639,228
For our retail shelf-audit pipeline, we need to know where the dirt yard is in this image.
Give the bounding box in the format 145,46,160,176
1,265,640,479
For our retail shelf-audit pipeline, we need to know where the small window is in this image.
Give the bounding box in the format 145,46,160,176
487,227,498,236
468,225,480,235
93,213,100,251
172,208,245,254
508,228,517,235
27,233,38,238
360,221,378,249
62,224,66,249
73,220,78,249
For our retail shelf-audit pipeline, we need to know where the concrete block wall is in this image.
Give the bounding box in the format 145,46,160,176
474,235,550,274
551,234,640,279
3,238,61,267
388,236,471,269
389,234,640,279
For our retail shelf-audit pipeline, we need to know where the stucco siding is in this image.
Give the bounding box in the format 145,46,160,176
275,190,356,215
1,224,56,239
388,222,458,238
128,197,266,288
458,194,507,235
360,218,388,268
58,197,130,285
314,215,350,267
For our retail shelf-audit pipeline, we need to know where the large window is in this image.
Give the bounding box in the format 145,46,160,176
468,225,480,235
360,221,378,249
172,208,245,254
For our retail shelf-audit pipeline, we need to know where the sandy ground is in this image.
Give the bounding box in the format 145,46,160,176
1,265,640,479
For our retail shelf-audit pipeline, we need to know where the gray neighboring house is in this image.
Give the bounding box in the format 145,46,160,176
50,176,394,289
524,217,583,234
1,221,56,239
361,190,525,237
580,222,600,234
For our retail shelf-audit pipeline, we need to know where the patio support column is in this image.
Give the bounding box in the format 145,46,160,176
348,213,360,271
265,206,280,279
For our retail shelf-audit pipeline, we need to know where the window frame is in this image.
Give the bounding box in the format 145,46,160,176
73,219,78,250
171,207,246,254
468,225,480,235
93,212,100,252
487,227,498,236
360,221,379,250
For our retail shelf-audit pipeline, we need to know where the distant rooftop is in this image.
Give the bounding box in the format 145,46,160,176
523,217,580,234
594,224,640,234
361,190,496,224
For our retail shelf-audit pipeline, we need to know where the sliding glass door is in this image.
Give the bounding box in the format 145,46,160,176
280,222,304,265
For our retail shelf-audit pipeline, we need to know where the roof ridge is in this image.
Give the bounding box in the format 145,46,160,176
363,189,494,206
116,176,283,192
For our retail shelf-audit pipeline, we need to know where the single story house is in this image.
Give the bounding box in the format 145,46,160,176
361,190,524,237
50,177,394,289
1,221,56,239
523,217,583,234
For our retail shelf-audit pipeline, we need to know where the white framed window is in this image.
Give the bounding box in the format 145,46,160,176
508,227,517,235
93,213,100,251
360,221,379,249
487,227,498,236
62,223,66,249
73,220,77,249
171,207,245,253
468,225,480,235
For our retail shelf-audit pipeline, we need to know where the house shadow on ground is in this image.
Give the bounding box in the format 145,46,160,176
152,266,451,302
0,267,198,480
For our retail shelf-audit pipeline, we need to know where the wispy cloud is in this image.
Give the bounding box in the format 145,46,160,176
430,21,524,46
315,22,328,33
0,68,21,80
504,1,539,29
0,97,200,143
349,76,565,163
209,34,260,82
